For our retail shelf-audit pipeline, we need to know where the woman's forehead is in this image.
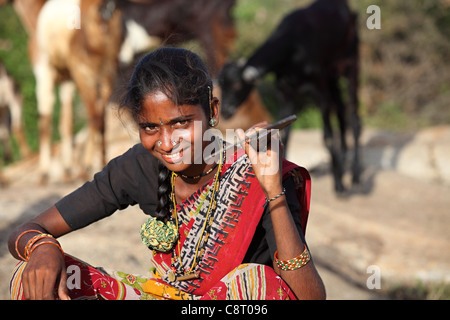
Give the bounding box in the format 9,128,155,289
140,92,204,121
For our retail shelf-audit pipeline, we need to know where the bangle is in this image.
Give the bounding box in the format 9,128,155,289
274,245,310,271
15,230,42,261
24,233,56,261
263,188,286,209
28,240,64,258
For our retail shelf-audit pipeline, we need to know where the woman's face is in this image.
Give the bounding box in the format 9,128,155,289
138,91,216,174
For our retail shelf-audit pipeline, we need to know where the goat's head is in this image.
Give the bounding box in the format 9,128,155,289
218,61,257,119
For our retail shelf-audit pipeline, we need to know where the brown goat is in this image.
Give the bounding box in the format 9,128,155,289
13,0,122,183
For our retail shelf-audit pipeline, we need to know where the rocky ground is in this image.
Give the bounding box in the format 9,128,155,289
0,113,449,300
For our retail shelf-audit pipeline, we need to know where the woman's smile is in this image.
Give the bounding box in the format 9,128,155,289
160,148,184,164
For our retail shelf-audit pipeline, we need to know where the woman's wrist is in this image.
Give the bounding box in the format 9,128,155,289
15,230,63,261
263,188,286,209
264,187,284,199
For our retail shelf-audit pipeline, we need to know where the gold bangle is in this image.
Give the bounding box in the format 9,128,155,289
274,245,310,271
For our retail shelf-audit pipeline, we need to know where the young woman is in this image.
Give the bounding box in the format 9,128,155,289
8,47,325,300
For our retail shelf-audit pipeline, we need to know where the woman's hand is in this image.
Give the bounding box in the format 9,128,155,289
21,243,70,300
8,206,73,300
236,122,284,198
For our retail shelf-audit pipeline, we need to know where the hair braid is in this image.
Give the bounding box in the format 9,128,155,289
155,161,172,221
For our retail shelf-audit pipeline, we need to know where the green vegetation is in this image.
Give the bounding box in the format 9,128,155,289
0,4,37,159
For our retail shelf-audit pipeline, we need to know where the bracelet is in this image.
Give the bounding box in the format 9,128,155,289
24,233,57,261
28,240,64,259
263,188,286,209
15,230,42,261
274,245,310,271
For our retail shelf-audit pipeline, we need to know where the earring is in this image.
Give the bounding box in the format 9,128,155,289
208,86,212,115
208,86,216,127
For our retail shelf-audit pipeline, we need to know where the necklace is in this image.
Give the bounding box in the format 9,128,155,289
168,143,224,281
177,162,219,180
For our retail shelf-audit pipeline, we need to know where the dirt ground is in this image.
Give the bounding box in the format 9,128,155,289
0,113,449,300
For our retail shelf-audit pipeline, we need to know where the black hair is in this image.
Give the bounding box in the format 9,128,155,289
120,47,213,123
120,47,213,221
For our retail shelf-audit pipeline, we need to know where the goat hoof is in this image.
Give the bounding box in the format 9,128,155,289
334,183,346,194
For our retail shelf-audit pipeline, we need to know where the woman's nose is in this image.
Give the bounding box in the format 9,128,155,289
158,129,174,151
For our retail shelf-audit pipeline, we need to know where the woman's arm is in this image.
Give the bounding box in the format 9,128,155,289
266,195,326,299
8,144,159,300
8,205,72,300
237,125,326,299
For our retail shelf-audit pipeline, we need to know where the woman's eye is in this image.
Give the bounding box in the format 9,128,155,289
142,125,157,133
174,120,189,128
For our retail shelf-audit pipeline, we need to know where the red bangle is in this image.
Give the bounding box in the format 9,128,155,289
14,230,42,261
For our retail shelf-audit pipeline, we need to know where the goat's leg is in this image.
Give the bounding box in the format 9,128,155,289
0,107,13,164
86,107,106,171
96,77,112,168
349,86,361,185
0,123,8,185
9,94,31,159
320,97,345,193
329,77,348,155
347,61,361,185
34,58,55,184
70,66,107,179
78,97,104,179
58,80,75,181
82,87,107,178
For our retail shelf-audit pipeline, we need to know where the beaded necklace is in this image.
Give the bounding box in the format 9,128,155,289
167,143,224,281
177,162,219,180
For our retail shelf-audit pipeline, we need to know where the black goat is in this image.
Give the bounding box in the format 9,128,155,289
218,0,361,193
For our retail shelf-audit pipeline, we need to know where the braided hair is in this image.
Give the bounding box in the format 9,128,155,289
119,47,213,221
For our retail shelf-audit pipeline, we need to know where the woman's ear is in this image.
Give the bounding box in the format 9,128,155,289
209,97,220,127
